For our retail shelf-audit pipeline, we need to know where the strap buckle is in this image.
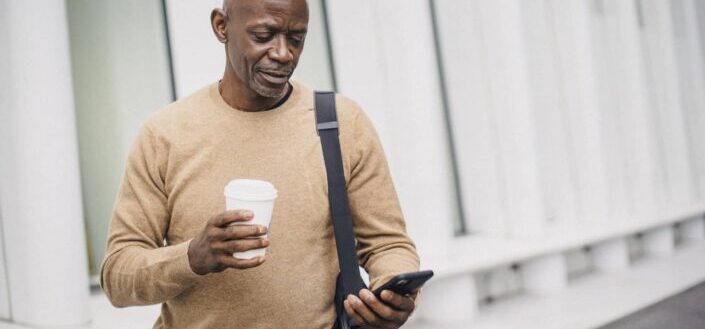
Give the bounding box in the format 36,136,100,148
317,121,339,132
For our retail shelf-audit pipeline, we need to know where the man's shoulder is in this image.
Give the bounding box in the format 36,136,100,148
142,83,216,138
291,80,365,124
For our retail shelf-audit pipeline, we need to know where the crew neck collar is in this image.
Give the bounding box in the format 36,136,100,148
209,80,303,117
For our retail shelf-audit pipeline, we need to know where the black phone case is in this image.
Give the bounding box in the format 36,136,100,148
373,270,434,297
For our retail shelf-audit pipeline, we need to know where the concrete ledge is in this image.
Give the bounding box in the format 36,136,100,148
409,240,705,329
423,204,705,278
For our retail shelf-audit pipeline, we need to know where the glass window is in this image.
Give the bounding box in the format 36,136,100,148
67,0,174,276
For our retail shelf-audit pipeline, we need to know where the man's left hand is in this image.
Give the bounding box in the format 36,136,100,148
344,288,416,329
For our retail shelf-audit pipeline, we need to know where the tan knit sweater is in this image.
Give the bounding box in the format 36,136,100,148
100,81,420,329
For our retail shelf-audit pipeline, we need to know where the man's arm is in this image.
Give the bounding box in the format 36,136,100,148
341,102,422,328
345,105,421,291
100,124,202,307
101,123,273,307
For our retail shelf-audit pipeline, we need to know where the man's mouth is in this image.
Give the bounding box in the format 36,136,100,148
257,70,290,85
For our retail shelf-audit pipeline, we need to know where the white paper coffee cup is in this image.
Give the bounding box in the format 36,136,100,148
224,179,278,260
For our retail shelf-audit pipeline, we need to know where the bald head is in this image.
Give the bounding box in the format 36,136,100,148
222,0,308,15
211,0,309,110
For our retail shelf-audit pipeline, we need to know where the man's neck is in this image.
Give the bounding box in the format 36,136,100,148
219,77,291,112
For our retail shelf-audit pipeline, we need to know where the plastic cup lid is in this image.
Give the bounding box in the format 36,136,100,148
224,179,278,201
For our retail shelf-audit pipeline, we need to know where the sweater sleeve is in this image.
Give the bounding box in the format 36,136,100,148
100,124,203,307
346,106,421,292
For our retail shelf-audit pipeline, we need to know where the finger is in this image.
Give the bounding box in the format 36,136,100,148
380,289,416,312
218,254,265,270
347,294,394,328
211,210,254,227
219,238,269,254
344,299,365,327
221,224,268,240
360,289,407,322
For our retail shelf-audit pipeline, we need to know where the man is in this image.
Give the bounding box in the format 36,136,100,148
100,0,421,328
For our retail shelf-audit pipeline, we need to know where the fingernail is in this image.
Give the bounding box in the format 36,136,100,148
245,210,254,217
259,226,267,234
361,290,372,300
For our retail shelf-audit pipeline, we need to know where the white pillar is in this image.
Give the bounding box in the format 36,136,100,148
0,0,91,326
522,254,568,295
591,0,660,222
327,0,458,255
0,205,9,319
680,217,705,242
639,0,695,212
549,0,610,224
642,226,675,257
431,0,505,236
416,275,478,325
520,0,580,227
432,0,546,237
674,0,705,202
592,238,630,272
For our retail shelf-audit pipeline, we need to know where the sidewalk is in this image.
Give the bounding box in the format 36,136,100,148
599,281,705,329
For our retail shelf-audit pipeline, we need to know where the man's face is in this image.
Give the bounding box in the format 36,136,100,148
224,0,309,98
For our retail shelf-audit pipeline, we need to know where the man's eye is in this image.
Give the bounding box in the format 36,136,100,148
252,32,273,42
288,34,305,45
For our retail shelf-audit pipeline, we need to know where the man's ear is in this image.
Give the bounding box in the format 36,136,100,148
211,8,228,43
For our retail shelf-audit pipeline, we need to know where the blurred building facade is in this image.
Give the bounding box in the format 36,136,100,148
2,0,705,328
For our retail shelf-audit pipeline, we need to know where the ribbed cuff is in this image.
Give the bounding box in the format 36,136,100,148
167,239,206,286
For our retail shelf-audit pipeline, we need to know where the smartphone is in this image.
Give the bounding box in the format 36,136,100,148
372,270,434,298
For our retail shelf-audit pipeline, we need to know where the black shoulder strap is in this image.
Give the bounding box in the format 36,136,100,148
314,91,367,308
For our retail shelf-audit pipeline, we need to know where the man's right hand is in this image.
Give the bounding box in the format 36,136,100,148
187,209,269,275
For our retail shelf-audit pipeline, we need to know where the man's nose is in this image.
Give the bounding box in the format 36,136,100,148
268,35,294,64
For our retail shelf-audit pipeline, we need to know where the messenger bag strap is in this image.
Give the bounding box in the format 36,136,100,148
314,91,367,318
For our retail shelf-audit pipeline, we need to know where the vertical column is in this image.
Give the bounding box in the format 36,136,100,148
520,0,579,227
416,275,478,325
549,0,610,224
643,226,676,257
697,0,705,80
0,205,9,320
522,254,568,295
591,0,660,222
432,0,505,236
326,0,458,258
482,0,546,238
0,0,90,326
0,2,12,321
673,0,705,203
639,0,695,213
433,0,550,237
592,238,630,272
